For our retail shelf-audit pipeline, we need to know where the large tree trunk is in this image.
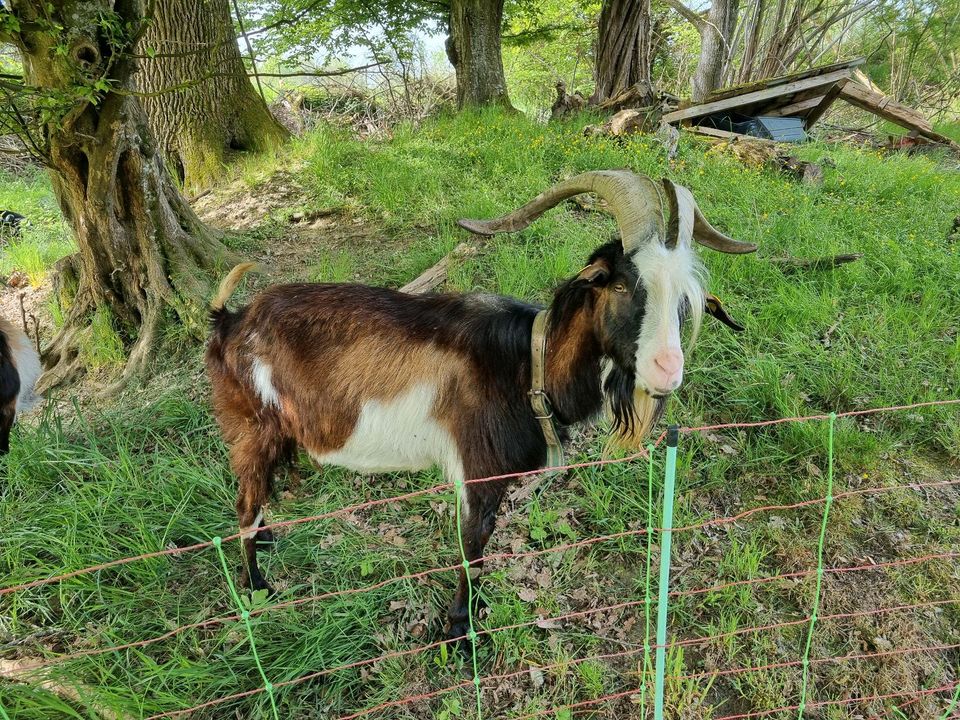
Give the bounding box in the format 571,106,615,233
136,0,288,190
446,0,514,109
591,0,655,105
690,0,741,101
9,0,237,391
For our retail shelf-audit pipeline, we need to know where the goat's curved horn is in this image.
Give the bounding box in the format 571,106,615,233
457,170,663,253
661,179,758,254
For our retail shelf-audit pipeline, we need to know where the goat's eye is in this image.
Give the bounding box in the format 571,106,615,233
612,283,628,294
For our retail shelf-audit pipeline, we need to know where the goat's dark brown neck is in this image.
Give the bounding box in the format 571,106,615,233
544,306,604,426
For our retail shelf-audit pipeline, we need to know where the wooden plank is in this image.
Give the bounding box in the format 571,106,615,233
687,126,769,142
706,58,865,103
751,85,829,115
838,82,959,147
664,68,854,125
764,95,826,117
838,81,932,130
803,78,848,128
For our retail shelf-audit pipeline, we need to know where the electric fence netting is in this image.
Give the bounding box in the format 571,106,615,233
1,399,959,719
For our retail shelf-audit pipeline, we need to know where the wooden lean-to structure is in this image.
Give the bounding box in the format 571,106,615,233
663,57,958,148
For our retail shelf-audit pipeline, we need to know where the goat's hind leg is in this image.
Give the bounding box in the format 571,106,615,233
255,439,299,546
231,429,287,594
447,481,507,649
0,354,18,455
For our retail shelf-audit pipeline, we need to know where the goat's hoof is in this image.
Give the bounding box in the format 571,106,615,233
250,579,276,598
239,570,276,598
446,620,481,660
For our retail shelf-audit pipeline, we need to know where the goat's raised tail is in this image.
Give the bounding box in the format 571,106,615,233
211,263,257,312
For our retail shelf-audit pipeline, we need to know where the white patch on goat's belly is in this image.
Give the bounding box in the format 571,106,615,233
310,383,469,513
251,357,280,409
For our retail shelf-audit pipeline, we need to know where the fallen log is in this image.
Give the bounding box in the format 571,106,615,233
692,131,824,184
400,242,477,294
583,107,663,137
777,155,824,185
769,253,862,272
595,81,658,112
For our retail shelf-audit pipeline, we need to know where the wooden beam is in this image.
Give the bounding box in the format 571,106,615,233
839,81,931,129
664,68,854,125
706,58,865,103
764,95,826,117
803,78,848,128
687,125,773,142
838,81,958,146
751,85,827,115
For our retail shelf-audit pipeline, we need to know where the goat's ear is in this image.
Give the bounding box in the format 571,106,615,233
575,260,611,285
705,293,745,332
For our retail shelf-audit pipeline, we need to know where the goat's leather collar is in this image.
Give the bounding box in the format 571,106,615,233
529,310,565,470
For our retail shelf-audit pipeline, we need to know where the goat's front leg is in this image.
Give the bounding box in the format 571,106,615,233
0,402,14,455
447,481,507,646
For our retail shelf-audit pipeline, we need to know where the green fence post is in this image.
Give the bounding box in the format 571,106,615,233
639,443,656,719
653,426,680,720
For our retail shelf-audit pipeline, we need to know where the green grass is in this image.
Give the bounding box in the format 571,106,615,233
1,110,959,719
933,119,960,142
0,170,75,285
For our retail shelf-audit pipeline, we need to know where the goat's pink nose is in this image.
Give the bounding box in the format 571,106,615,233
652,348,684,389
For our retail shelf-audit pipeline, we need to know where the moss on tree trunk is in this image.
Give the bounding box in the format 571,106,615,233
136,0,289,191
10,0,239,392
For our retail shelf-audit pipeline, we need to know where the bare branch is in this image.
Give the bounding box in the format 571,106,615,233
251,63,384,79
230,0,267,101
662,0,707,29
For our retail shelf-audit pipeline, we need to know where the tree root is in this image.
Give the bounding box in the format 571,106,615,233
36,320,88,395
103,302,161,397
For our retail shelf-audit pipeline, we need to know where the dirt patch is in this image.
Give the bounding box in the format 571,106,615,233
193,169,310,232
0,278,50,348
191,168,395,286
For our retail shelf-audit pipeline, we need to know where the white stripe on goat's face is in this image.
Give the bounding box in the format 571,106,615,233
631,241,705,397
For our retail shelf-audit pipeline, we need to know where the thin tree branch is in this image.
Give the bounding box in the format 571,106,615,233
251,63,384,78
662,0,707,28
231,0,266,101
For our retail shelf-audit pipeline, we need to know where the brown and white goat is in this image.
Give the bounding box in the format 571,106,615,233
205,171,756,640
0,317,41,454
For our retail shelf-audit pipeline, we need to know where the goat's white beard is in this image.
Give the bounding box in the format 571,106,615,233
602,389,665,454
